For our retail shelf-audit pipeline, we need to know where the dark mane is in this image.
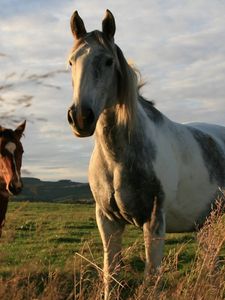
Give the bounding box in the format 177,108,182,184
138,94,155,106
138,95,164,124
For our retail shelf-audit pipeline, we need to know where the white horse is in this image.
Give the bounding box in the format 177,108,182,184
67,10,225,299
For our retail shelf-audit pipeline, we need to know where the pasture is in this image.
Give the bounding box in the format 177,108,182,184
0,200,224,300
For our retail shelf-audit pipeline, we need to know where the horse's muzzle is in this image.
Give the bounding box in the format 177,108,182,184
67,105,95,137
8,180,23,196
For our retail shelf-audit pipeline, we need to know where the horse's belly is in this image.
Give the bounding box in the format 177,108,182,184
164,182,218,232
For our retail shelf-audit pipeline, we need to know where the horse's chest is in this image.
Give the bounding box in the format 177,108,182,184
90,161,164,227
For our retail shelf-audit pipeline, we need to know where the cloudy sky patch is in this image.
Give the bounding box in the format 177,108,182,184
0,0,224,181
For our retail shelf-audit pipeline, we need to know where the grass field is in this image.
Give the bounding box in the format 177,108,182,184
0,200,224,299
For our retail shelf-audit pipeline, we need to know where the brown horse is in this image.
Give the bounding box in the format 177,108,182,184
0,121,26,237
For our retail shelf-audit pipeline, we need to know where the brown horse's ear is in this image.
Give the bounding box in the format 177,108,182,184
70,10,87,40
102,9,116,40
14,120,26,139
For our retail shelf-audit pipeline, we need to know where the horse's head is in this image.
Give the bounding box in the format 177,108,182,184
67,10,137,137
0,121,26,195
67,10,118,137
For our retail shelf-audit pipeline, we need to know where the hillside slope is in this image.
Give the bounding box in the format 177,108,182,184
13,178,93,203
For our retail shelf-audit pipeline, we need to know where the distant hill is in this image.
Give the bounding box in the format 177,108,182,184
13,178,94,204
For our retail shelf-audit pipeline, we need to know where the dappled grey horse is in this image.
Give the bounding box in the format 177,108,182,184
67,10,225,299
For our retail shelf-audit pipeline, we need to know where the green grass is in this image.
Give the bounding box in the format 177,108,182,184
1,202,196,273
0,201,224,299
1,202,98,271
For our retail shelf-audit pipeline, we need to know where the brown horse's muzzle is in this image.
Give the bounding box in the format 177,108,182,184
8,179,23,195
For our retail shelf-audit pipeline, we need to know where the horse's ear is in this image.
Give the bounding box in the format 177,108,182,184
102,9,116,40
14,120,26,140
70,11,87,40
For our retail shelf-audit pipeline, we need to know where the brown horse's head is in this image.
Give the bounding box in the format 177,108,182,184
0,121,26,195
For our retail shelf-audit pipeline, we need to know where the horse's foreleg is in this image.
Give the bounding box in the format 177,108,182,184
96,204,125,300
143,206,165,276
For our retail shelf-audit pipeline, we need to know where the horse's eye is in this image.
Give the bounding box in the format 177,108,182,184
105,58,113,67
69,60,72,66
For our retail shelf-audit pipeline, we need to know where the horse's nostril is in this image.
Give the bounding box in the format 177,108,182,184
85,109,94,123
67,109,74,125
18,187,22,193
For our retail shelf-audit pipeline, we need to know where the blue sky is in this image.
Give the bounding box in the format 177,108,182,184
0,0,225,182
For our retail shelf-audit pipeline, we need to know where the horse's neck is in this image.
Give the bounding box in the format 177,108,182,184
95,104,157,161
0,177,6,190
0,166,10,234
0,190,9,231
0,180,8,197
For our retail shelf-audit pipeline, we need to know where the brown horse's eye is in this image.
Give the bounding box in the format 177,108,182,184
69,60,72,66
105,58,113,67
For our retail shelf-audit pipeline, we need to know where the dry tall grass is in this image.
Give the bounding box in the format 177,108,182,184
0,194,224,300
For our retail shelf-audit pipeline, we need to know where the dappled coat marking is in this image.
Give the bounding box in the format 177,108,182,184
0,121,26,236
67,10,225,299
